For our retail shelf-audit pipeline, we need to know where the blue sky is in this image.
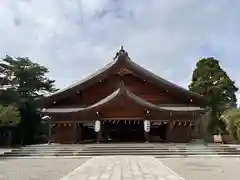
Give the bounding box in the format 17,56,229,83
1,0,240,102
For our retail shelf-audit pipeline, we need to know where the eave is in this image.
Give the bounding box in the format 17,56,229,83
40,82,206,115
38,48,206,105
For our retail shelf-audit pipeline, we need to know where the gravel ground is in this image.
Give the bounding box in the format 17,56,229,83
0,157,90,180
160,157,240,180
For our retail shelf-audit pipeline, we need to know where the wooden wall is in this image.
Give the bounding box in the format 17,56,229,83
98,97,146,119
50,72,197,108
51,121,193,143
166,125,191,142
52,124,75,143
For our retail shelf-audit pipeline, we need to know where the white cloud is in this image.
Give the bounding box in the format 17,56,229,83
0,0,240,102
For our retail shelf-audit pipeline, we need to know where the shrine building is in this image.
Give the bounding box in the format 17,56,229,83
39,47,207,144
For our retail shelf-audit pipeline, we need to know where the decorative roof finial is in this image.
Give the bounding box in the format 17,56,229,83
113,45,128,60
119,45,127,56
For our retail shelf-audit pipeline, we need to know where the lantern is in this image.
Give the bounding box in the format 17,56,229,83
144,120,151,132
94,120,101,132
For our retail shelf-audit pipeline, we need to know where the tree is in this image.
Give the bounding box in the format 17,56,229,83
0,55,58,144
189,57,238,133
221,108,240,141
0,56,21,105
0,56,57,99
0,104,20,146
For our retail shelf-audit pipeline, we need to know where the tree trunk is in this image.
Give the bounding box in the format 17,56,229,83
7,130,12,147
20,130,24,145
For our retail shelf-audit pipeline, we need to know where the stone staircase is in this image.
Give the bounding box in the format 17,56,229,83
1,143,240,158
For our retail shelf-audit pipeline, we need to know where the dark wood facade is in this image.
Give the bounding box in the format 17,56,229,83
39,47,207,144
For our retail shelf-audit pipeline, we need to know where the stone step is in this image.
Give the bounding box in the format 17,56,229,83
21,144,231,148
16,149,237,153
78,150,240,154
18,146,233,150
4,149,240,154
1,151,239,157
11,149,239,153
3,143,240,157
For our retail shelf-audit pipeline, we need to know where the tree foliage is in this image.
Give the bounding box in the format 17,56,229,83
0,55,57,144
0,105,20,126
0,104,20,146
222,108,240,141
189,57,238,133
0,56,57,100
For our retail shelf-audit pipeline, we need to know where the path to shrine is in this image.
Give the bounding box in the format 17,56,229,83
60,156,184,180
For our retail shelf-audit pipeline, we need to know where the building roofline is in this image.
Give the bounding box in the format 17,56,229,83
39,47,206,104
41,82,206,114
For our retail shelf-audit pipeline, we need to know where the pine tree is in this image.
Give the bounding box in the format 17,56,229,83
189,57,238,133
0,55,58,144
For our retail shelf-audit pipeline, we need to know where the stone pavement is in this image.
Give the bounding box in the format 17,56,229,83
161,157,240,180
60,156,184,180
0,157,89,180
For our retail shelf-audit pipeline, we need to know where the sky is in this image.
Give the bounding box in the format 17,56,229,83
0,0,240,102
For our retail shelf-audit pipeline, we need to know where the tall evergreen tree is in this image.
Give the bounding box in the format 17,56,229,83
189,57,238,133
0,55,58,144
0,104,20,146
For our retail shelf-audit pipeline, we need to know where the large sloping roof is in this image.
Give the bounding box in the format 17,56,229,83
41,82,206,114
41,47,205,102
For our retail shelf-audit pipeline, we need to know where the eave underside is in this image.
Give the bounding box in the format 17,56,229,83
41,84,207,120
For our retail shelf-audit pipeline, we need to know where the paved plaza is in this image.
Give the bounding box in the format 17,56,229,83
0,157,89,180
161,157,240,180
0,156,240,180
0,155,239,180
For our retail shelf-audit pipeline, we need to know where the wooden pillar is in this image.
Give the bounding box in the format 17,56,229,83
72,123,77,144
104,123,110,142
48,121,52,144
144,132,149,142
189,121,193,141
78,124,83,143
97,131,101,143
166,121,174,142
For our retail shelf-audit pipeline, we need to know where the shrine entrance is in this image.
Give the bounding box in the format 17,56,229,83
150,122,169,142
102,120,145,142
